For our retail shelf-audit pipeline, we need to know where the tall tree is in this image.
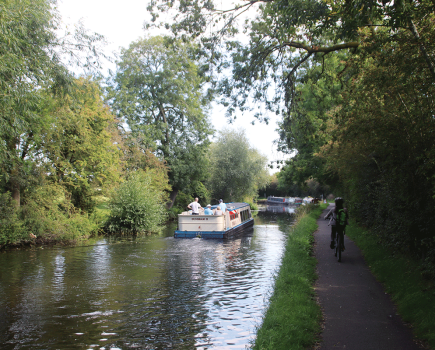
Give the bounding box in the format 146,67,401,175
108,36,214,207
208,128,269,202
0,0,106,206
276,52,346,189
147,0,434,116
319,27,435,258
40,78,122,212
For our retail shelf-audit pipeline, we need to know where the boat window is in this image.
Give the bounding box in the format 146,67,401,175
230,211,239,220
240,209,250,221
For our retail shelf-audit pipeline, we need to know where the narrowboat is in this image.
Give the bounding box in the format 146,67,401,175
174,202,254,238
294,197,303,205
266,196,291,205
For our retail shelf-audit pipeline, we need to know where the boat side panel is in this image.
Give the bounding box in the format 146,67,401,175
174,218,254,239
178,215,225,232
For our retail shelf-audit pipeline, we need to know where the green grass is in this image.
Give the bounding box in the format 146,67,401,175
253,204,326,350
345,225,435,349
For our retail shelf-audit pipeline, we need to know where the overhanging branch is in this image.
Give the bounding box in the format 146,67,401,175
281,41,360,54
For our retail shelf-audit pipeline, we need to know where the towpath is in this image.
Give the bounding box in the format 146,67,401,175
314,204,423,350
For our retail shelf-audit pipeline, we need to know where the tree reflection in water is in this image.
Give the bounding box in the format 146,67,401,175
0,209,295,349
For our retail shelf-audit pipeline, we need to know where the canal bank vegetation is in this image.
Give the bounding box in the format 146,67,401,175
0,1,271,247
345,224,435,348
104,169,170,235
253,203,325,350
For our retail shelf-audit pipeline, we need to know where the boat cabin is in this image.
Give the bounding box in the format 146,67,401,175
175,202,254,238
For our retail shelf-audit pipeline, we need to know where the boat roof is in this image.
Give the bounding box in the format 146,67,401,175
219,202,250,210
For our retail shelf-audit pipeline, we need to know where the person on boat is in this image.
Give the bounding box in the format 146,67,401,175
214,206,223,215
188,197,201,215
204,204,213,215
218,199,227,212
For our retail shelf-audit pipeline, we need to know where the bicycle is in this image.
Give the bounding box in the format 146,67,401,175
334,229,345,262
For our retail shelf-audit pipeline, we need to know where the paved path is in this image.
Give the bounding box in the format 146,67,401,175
314,204,423,350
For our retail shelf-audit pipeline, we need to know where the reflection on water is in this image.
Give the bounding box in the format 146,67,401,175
0,206,294,349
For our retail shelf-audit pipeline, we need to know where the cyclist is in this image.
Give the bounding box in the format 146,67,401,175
325,198,348,249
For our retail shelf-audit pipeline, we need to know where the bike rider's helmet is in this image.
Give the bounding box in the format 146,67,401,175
335,197,344,209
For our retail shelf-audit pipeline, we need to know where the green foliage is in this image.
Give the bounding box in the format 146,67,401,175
0,1,123,246
0,0,69,163
171,189,210,217
320,27,435,261
275,52,346,191
259,173,279,198
40,78,122,212
245,200,258,211
208,128,270,202
107,36,214,205
106,170,169,234
20,183,100,242
0,192,26,245
0,0,107,207
172,191,193,211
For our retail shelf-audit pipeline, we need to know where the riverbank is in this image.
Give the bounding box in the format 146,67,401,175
253,203,435,350
253,203,325,349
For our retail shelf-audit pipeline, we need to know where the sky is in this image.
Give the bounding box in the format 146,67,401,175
57,0,289,173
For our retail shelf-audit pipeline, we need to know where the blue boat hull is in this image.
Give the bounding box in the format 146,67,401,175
174,218,254,239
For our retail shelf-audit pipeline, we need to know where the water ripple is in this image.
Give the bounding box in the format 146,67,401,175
0,208,292,349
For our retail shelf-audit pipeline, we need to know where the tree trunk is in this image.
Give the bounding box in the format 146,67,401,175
11,181,20,207
409,20,435,81
7,136,21,207
8,168,20,207
167,188,179,209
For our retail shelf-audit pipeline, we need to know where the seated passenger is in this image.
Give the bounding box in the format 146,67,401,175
214,206,223,215
204,204,213,215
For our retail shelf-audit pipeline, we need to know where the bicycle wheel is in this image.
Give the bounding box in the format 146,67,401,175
336,233,342,262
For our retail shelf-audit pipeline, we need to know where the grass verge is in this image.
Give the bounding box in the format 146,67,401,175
345,224,435,349
253,203,326,350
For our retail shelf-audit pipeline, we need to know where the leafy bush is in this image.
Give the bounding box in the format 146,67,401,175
21,183,99,242
245,200,258,210
0,192,26,245
0,184,101,247
173,191,194,214
166,206,183,221
106,170,168,234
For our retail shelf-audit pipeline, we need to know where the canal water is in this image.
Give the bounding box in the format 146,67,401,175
0,205,296,349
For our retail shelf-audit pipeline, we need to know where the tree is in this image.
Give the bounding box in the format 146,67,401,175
108,36,214,208
208,128,269,202
0,0,107,206
275,52,346,190
147,0,434,118
319,27,435,260
40,78,122,212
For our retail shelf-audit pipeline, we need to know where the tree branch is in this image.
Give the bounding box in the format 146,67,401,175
409,20,435,82
281,41,360,54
